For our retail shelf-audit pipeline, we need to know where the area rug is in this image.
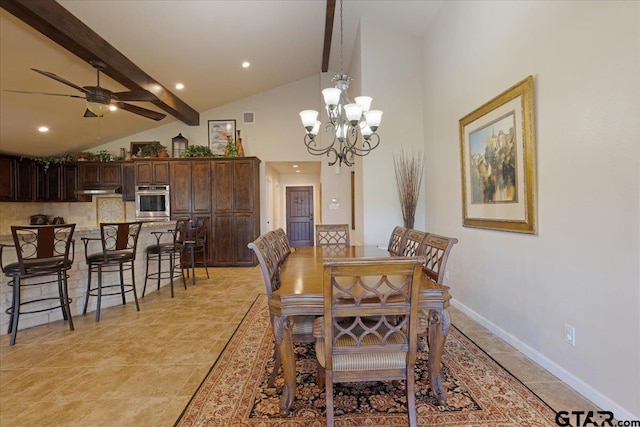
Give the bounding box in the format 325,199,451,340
176,295,557,426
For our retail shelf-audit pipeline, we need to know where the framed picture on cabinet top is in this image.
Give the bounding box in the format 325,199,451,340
208,119,235,155
459,75,537,234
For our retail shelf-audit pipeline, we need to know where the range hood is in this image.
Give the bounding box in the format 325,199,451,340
75,186,122,195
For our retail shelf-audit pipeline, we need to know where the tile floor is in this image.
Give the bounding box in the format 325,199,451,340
0,266,600,426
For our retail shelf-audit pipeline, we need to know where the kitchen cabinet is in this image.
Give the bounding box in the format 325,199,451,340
15,158,34,202
79,162,122,187
170,160,211,215
0,155,15,201
211,158,260,266
121,163,135,201
135,160,169,185
45,164,80,202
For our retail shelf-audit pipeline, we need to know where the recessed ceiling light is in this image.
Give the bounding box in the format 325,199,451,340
175,83,184,90
292,164,299,168
38,126,49,132
242,61,250,68
296,170,301,173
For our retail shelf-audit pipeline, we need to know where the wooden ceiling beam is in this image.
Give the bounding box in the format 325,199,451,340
321,0,336,72
0,0,199,125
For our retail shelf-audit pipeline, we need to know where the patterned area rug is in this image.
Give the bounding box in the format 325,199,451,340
176,295,556,426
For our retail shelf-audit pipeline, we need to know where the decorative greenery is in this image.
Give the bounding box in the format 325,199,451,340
94,150,113,162
73,152,95,161
23,155,67,171
393,148,425,229
141,141,167,157
180,144,216,157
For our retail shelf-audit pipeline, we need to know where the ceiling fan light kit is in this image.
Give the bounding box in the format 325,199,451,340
299,0,383,167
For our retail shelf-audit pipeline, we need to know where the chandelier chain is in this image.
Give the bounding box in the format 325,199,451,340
340,0,344,73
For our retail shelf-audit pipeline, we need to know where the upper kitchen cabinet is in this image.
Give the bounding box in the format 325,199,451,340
45,163,81,202
0,155,16,201
79,162,122,188
135,160,170,186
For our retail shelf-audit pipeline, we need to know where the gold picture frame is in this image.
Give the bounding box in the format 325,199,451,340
459,75,537,234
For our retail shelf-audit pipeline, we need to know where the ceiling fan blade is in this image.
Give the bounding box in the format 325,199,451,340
84,109,98,118
116,102,167,121
4,89,85,99
112,90,157,102
31,68,92,95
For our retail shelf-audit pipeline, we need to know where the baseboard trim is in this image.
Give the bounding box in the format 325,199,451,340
450,299,639,421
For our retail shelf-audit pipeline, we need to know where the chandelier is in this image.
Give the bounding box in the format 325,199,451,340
299,0,382,167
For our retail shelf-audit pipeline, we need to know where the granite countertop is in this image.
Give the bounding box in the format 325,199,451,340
0,221,176,241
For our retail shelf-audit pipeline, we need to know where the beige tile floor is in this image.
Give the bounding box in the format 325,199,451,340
0,266,600,426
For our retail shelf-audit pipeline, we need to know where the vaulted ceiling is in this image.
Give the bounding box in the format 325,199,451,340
0,0,442,158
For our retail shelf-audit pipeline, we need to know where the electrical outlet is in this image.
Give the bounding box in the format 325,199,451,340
445,270,450,280
563,324,576,346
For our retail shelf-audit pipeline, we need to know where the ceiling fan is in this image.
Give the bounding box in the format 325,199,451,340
5,60,166,121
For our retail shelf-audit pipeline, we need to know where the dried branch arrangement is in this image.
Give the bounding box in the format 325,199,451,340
394,148,425,229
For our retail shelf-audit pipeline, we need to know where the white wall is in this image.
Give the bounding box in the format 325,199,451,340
423,0,640,418
358,19,427,246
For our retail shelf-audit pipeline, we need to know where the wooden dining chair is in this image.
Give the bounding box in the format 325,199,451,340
248,235,315,387
421,233,458,284
387,226,408,255
315,224,350,246
400,229,428,256
314,256,425,427
264,230,286,266
274,228,292,257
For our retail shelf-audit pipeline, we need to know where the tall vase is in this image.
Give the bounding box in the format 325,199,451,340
235,130,245,157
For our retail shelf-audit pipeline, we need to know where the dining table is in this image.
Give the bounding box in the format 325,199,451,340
269,244,452,414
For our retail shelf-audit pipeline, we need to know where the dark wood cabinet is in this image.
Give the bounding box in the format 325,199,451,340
0,155,16,201
45,164,80,202
121,163,135,201
15,158,34,202
212,158,260,266
135,161,169,185
79,162,122,187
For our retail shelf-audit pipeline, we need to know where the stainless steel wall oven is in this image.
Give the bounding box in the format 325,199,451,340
135,185,170,221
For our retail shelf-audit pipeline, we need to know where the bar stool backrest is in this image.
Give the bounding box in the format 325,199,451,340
99,222,143,260
10,224,76,275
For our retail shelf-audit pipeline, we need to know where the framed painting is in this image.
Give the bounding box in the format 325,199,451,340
208,119,235,155
130,141,155,158
459,75,537,234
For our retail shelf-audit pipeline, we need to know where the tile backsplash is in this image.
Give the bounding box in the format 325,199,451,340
0,198,136,234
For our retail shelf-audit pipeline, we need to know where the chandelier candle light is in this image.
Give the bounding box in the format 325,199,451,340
299,0,382,167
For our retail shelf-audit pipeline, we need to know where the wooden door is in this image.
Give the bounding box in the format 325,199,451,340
286,186,314,247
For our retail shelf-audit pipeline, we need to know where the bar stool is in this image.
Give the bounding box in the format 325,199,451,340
143,218,189,297
0,224,76,345
182,217,209,285
82,222,143,321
